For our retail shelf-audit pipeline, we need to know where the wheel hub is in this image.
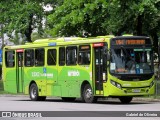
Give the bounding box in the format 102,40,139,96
31,88,37,99
85,88,92,99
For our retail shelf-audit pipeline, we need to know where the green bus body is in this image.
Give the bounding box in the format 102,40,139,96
2,35,155,103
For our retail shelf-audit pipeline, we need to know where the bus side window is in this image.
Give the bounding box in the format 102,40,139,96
24,49,34,67
59,47,65,66
78,45,90,65
66,46,77,65
5,51,15,67
35,48,45,66
47,49,56,65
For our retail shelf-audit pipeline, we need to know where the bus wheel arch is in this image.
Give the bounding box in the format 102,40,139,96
29,81,46,101
29,80,36,91
81,81,97,103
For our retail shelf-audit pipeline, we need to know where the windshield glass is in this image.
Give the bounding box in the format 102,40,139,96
110,48,153,74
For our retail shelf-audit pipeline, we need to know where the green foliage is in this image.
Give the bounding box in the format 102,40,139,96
47,0,108,37
0,0,159,52
106,0,160,35
47,0,160,52
47,0,160,36
0,80,4,91
0,0,46,43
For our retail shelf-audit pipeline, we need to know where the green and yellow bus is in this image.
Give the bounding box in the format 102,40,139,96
2,35,155,103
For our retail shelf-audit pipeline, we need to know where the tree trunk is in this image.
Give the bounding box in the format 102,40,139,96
0,25,5,49
136,15,143,35
24,14,33,42
150,31,158,53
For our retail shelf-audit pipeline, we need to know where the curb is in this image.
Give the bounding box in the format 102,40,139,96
0,94,28,97
133,97,160,102
0,94,160,102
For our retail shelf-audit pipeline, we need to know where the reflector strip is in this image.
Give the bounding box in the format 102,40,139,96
93,43,104,47
16,49,24,52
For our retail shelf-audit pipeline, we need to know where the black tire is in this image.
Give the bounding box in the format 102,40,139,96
29,83,39,101
82,84,97,103
61,97,76,102
29,83,46,101
119,97,133,104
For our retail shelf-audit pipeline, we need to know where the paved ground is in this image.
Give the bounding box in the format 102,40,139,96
0,95,160,120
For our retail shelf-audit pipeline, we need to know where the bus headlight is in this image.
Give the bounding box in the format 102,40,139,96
117,84,122,89
150,81,154,88
110,80,116,86
110,80,122,89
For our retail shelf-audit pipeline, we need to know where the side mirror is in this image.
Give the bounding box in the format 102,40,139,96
106,51,110,61
103,46,110,61
103,46,108,55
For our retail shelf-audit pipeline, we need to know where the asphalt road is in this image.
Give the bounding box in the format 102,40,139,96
0,95,160,120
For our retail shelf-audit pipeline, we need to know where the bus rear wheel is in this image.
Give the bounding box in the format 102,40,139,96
119,97,133,104
82,84,97,103
29,83,46,101
61,97,76,102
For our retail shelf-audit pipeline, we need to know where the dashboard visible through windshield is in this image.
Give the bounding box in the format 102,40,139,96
110,48,154,75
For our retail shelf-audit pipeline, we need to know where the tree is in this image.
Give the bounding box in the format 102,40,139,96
104,0,160,52
0,0,47,44
0,25,4,48
47,0,108,37
47,0,160,52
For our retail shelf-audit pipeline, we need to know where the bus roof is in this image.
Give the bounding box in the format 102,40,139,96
4,35,114,50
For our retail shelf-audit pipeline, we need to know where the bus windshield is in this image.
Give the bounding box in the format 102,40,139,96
110,48,153,74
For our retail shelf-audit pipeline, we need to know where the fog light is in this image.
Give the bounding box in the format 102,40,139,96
150,81,154,88
146,89,149,93
124,90,127,93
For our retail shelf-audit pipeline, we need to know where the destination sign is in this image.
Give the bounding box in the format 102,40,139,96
115,39,145,45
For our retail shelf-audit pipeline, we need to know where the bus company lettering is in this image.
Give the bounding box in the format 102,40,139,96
32,72,53,78
68,70,80,76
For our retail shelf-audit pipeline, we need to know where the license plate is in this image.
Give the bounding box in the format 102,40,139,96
132,89,141,93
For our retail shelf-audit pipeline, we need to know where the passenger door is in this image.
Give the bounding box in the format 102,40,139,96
93,43,107,95
16,49,24,93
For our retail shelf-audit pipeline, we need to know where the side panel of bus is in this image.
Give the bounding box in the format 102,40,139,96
23,48,47,96
46,47,59,96
56,45,93,98
58,46,82,98
3,49,26,94
3,50,17,93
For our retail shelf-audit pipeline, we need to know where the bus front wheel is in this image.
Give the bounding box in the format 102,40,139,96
119,97,133,104
82,84,97,103
29,83,46,101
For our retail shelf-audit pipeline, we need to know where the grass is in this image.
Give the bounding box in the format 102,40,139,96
0,80,6,94
0,80,5,94
0,91,6,94
0,80,3,90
